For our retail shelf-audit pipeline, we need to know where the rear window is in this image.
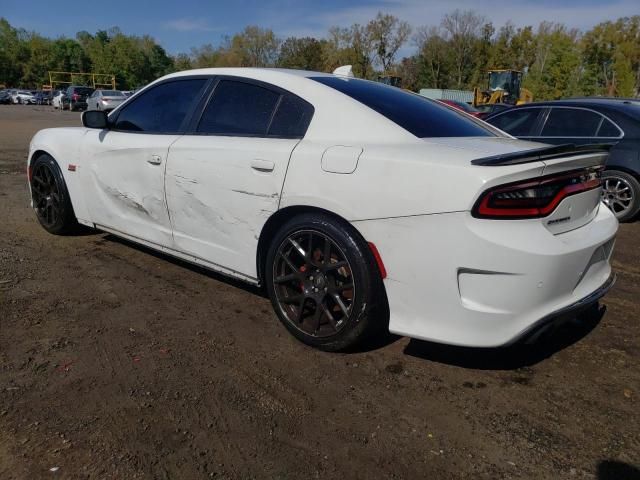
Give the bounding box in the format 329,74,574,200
74,87,94,95
198,80,280,136
488,108,540,136
310,76,494,138
101,90,123,96
597,118,621,137
541,108,602,137
268,94,314,137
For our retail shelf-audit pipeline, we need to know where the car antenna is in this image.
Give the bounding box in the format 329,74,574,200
333,65,354,78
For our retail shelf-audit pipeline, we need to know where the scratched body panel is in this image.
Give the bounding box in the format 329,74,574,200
80,129,181,248
165,135,299,278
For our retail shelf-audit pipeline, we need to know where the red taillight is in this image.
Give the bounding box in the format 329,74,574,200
72,93,79,100
472,168,602,219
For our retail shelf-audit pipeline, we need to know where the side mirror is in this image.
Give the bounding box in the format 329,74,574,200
82,110,108,129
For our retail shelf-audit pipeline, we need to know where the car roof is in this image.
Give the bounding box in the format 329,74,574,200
166,67,334,80
513,97,640,111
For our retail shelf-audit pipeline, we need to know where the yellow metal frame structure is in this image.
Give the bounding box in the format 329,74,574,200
43,71,116,91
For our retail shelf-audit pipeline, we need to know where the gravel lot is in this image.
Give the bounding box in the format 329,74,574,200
0,105,638,479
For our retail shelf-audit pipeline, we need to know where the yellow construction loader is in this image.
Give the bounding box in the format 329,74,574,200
473,69,533,107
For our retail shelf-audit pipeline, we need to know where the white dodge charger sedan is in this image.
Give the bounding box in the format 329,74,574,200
27,68,617,351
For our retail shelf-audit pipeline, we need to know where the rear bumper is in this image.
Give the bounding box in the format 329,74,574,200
354,202,618,347
505,272,615,345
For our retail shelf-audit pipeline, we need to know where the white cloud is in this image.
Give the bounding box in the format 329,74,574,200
164,18,218,32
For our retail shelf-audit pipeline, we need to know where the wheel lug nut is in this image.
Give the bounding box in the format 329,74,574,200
309,276,314,280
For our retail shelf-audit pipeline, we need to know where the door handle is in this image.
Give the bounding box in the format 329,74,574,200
148,155,162,165
251,159,275,172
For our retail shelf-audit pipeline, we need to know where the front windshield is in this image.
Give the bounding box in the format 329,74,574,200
489,71,512,91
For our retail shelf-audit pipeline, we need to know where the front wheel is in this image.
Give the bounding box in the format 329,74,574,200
265,213,386,351
30,154,78,234
601,170,640,222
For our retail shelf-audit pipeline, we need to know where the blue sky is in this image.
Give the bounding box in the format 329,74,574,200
3,0,638,55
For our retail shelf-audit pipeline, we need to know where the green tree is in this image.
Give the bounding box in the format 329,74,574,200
413,26,451,89
277,37,326,71
441,9,486,88
0,18,29,86
229,26,280,67
525,23,582,99
173,53,193,71
367,12,411,74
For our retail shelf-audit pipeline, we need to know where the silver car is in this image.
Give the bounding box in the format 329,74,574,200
87,90,127,112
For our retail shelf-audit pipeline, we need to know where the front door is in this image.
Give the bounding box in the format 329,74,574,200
82,130,180,247
79,77,210,248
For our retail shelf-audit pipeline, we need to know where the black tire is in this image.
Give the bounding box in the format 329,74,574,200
265,213,387,352
30,154,78,235
602,170,640,222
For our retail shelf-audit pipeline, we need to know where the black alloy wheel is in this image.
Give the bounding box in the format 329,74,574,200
266,213,386,351
30,154,77,234
272,229,355,338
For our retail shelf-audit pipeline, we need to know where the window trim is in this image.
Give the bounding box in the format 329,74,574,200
185,75,315,139
108,75,213,135
538,106,624,139
490,105,625,140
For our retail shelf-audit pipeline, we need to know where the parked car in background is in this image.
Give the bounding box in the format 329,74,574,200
52,91,65,109
486,98,640,222
14,90,37,104
87,89,127,112
121,90,133,97
437,99,482,117
0,90,12,104
63,86,94,111
35,91,52,105
475,103,512,119
27,68,617,352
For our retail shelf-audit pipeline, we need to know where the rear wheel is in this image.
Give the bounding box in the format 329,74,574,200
601,170,640,222
265,213,386,351
30,154,78,234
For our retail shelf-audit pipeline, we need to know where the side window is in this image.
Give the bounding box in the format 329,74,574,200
489,109,540,136
198,80,280,135
596,118,622,138
114,79,207,133
541,108,602,137
268,94,314,137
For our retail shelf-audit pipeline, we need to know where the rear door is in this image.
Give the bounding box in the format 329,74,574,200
81,77,209,248
165,77,314,280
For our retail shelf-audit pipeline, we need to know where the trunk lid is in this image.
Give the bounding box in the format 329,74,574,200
460,140,608,234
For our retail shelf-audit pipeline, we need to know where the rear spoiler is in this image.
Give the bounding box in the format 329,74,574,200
471,143,612,167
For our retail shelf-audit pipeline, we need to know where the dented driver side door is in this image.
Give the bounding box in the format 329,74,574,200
82,129,179,247
80,78,209,248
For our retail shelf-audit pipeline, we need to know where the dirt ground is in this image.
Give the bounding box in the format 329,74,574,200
0,105,638,480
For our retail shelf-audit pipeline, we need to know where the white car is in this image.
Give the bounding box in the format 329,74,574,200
27,68,617,351
86,89,127,112
51,91,65,109
13,90,36,104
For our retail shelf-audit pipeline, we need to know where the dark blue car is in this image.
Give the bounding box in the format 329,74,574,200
486,98,640,222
